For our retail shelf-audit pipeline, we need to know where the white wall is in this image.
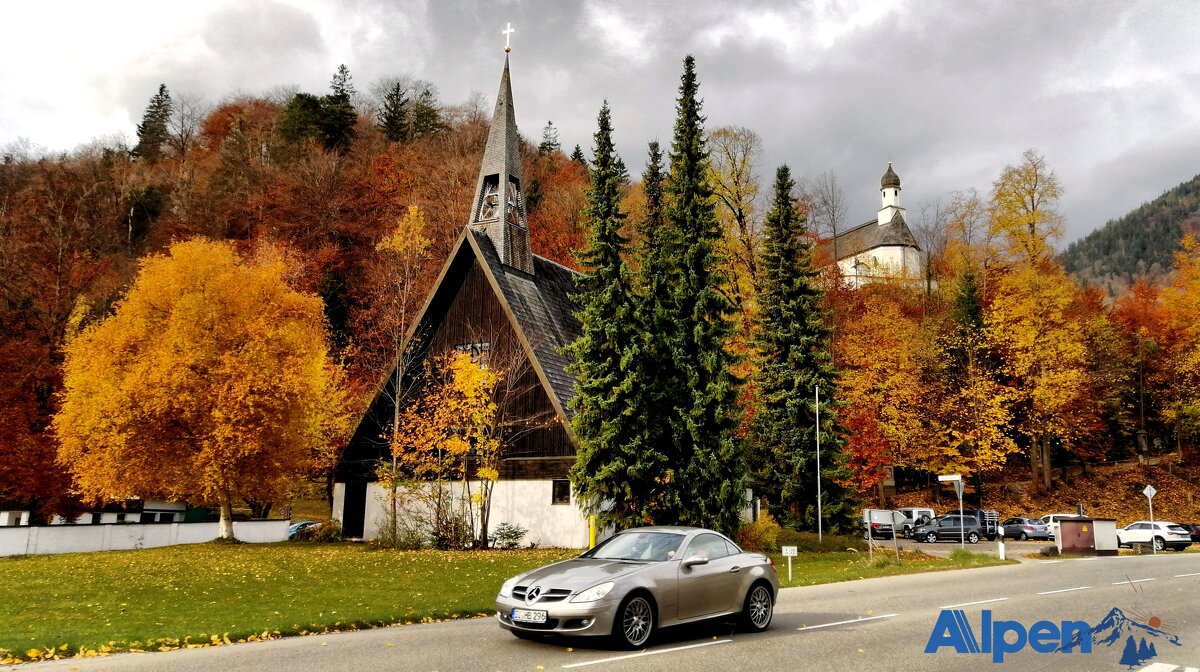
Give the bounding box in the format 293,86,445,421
0,520,289,557
0,511,29,526
837,245,923,288
336,479,591,549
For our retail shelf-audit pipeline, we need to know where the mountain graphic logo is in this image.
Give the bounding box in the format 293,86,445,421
1059,607,1181,668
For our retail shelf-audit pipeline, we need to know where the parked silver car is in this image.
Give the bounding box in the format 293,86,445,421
495,526,779,647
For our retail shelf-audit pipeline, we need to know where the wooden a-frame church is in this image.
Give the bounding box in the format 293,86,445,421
333,52,589,546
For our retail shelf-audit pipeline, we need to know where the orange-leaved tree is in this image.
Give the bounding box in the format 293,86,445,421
55,239,350,539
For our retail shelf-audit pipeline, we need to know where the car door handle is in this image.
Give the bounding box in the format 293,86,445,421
729,566,741,574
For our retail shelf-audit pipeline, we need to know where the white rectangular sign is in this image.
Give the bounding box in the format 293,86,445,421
938,474,962,482
781,546,798,557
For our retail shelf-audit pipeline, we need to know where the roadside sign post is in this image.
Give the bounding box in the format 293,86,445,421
1144,484,1157,555
939,474,965,549
997,525,1006,560
891,510,904,564
815,386,822,544
782,545,798,582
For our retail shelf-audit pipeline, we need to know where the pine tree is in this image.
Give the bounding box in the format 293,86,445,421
408,84,444,138
1137,638,1151,663
538,121,561,155
567,103,659,530
1119,635,1139,668
132,84,173,163
570,144,588,170
378,82,409,142
661,56,745,535
750,165,855,530
320,64,357,152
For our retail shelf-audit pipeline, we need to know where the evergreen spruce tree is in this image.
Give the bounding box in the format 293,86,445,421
1119,635,1139,668
750,165,855,531
1137,638,1151,663
132,84,173,163
661,56,745,535
378,82,410,142
408,85,444,138
538,121,561,155
320,64,357,152
570,144,588,170
567,103,659,530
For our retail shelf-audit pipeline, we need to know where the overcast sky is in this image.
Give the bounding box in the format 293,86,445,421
3,1,1199,243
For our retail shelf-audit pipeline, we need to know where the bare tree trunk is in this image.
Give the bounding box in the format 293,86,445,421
1030,438,1039,491
218,488,236,540
1041,436,1053,491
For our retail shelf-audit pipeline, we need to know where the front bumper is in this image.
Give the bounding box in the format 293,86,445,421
495,595,619,637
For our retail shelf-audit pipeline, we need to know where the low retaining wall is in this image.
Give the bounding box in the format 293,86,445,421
0,519,289,557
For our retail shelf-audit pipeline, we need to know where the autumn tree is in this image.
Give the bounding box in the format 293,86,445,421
55,239,350,539
708,125,763,318
751,165,854,530
132,84,173,163
1160,235,1200,461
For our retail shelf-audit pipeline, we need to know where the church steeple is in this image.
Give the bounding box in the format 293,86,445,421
469,52,532,274
878,162,904,227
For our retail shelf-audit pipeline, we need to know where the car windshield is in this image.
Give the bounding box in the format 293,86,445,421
581,532,685,562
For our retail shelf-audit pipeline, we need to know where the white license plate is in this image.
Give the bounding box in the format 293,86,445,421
512,608,547,624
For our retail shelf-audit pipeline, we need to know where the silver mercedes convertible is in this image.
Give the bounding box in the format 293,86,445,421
495,526,779,648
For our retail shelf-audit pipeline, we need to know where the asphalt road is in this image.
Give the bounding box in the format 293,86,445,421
10,552,1200,672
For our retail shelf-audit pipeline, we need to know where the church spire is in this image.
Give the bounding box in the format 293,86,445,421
469,49,532,274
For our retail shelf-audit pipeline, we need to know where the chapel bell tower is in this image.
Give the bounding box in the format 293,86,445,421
468,46,532,274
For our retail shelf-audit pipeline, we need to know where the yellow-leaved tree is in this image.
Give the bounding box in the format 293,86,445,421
55,239,350,539
392,352,501,548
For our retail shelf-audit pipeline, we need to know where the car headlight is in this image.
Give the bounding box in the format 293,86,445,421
570,581,615,603
499,577,519,599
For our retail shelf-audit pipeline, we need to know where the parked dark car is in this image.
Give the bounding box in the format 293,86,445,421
965,509,1001,540
913,515,985,544
288,520,321,540
999,516,1051,541
1183,523,1200,543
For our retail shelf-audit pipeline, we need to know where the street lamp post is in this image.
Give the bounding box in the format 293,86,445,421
816,386,822,543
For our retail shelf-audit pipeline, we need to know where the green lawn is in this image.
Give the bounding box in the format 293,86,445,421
0,542,1012,663
771,548,1014,588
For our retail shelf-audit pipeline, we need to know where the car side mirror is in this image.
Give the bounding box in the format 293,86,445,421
682,555,709,568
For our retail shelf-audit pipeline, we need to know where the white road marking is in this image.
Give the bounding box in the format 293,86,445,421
797,613,899,631
1174,572,1200,578
1138,663,1181,672
938,597,1009,609
1040,560,1064,564
1113,578,1157,585
1037,586,1090,595
561,639,731,668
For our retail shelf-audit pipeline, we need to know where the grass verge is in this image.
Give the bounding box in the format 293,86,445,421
770,548,1015,588
1,542,1014,663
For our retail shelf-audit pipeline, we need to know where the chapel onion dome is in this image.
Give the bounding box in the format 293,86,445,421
881,163,901,190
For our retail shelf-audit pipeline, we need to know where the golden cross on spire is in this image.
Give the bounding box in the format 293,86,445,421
503,22,515,53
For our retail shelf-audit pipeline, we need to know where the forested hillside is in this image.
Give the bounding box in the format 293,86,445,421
0,69,589,519
1060,172,1200,295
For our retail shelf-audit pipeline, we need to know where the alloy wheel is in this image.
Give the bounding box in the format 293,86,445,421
619,596,653,648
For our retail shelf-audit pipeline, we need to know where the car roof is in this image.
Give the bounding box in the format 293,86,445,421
619,526,703,534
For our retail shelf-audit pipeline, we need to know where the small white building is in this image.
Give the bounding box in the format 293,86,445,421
828,164,923,287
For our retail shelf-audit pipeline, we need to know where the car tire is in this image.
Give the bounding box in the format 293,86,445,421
967,532,980,544
741,583,774,633
924,532,937,543
1153,537,1165,552
613,593,655,649
1019,532,1028,541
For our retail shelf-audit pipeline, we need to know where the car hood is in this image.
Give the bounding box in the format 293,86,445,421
514,557,658,591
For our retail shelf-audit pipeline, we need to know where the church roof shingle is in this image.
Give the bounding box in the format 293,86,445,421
820,211,920,261
467,229,582,416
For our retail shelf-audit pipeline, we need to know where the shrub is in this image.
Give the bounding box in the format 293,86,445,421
737,511,782,552
311,518,342,543
490,522,528,550
776,529,869,553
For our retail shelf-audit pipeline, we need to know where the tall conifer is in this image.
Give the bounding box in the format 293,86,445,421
750,165,855,530
132,84,172,163
567,103,659,529
378,82,410,142
662,56,745,535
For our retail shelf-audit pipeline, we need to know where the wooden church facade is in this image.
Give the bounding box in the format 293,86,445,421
333,54,589,547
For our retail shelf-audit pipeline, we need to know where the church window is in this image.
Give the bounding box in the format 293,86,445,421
551,479,571,505
454,341,491,367
478,175,500,221
505,177,521,226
